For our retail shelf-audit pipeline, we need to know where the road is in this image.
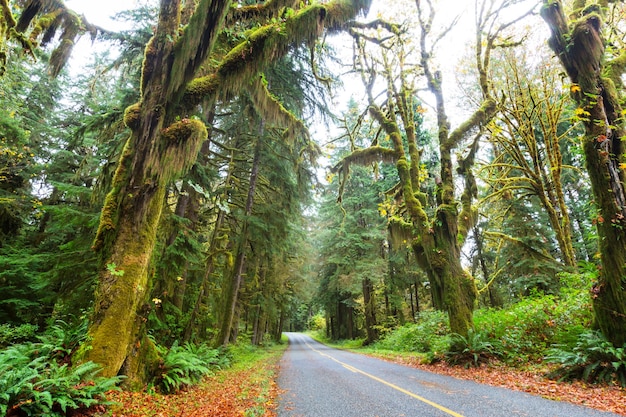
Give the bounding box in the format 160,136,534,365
277,333,622,417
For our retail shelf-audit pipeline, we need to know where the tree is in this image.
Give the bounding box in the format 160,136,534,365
483,50,579,269
541,0,626,347
334,0,532,336
84,0,373,382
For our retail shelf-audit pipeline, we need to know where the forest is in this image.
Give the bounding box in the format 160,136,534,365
1,0,626,415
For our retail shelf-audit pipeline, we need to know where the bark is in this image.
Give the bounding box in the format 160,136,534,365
542,1,626,346
362,277,378,344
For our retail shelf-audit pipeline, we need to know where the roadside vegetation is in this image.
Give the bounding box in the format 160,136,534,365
310,267,626,415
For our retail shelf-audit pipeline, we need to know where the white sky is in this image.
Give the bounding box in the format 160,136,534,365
65,0,140,31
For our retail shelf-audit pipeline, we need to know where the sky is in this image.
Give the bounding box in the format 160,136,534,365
65,1,140,31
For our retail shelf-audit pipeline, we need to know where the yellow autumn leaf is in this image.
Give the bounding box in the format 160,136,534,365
570,84,581,93
619,162,626,170
574,107,590,117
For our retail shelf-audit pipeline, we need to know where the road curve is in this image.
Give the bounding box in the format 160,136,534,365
277,332,621,417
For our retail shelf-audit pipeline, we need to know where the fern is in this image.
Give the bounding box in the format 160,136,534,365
546,330,626,386
445,329,501,368
0,323,122,416
155,341,226,393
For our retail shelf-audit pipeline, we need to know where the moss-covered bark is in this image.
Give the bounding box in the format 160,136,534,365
86,0,372,382
542,0,626,347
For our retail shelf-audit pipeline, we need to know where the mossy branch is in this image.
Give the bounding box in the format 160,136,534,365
225,0,299,26
166,0,231,102
444,98,496,151
3,0,106,77
331,146,397,174
181,0,372,108
484,231,562,265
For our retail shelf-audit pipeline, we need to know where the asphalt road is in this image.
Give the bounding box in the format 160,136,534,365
277,332,622,417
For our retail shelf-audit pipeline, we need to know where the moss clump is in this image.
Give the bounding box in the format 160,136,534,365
182,75,220,107
158,118,207,182
123,102,142,130
140,36,157,94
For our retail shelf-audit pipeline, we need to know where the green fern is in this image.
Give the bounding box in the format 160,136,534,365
156,341,226,393
445,329,501,368
0,323,122,416
546,330,626,386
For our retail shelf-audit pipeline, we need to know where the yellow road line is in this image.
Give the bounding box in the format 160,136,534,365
304,340,465,417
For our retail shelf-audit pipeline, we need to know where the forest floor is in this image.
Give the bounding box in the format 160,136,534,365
89,344,625,416
92,345,284,417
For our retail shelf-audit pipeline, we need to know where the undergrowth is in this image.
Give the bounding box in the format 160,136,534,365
335,269,621,388
0,320,122,416
155,341,229,393
545,330,626,386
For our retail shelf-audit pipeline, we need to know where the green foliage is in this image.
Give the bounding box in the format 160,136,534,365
0,322,122,416
155,342,229,393
373,311,450,357
307,312,326,331
0,323,38,347
474,276,593,363
546,331,626,386
445,329,501,368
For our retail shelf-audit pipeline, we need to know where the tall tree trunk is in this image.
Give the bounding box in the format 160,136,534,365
362,277,378,344
216,131,263,347
542,1,626,347
85,0,230,381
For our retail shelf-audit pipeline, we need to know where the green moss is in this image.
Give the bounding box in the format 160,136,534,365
140,36,157,94
159,118,207,182
123,102,142,130
183,74,220,106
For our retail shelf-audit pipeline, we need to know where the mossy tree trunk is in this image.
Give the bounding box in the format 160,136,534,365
338,0,525,336
86,0,222,382
85,0,372,381
362,277,378,344
542,0,626,347
216,133,263,347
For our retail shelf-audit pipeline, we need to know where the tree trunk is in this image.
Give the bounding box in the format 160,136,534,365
216,131,263,347
362,277,378,344
83,0,232,382
542,1,626,346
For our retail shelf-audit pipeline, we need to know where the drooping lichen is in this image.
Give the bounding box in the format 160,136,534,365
180,0,372,108
157,118,208,183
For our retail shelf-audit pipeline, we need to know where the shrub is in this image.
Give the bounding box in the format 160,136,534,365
474,285,592,364
155,342,228,393
545,330,626,386
373,310,450,355
0,342,122,416
0,323,38,347
445,329,501,368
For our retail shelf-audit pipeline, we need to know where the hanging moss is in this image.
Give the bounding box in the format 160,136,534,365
248,76,309,144
158,118,208,183
181,0,372,108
